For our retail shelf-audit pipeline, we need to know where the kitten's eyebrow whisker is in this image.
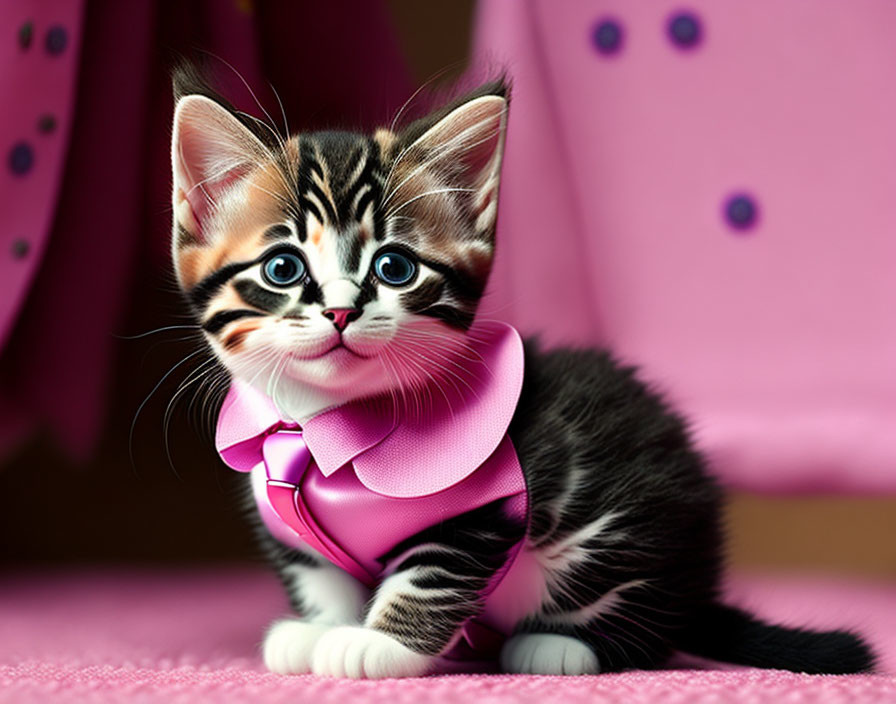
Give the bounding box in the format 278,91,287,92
200,50,284,148
268,80,290,139
386,188,475,219
381,116,501,210
387,64,458,135
246,181,292,208
237,110,285,152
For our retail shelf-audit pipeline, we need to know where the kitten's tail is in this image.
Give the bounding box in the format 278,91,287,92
678,603,876,674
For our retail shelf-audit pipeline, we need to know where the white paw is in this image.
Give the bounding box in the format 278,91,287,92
263,619,333,674
500,633,600,675
311,626,432,679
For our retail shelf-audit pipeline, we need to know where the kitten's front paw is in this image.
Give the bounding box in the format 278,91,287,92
500,633,600,675
263,618,333,674
311,626,432,679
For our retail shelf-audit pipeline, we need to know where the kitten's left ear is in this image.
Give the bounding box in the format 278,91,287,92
393,80,510,237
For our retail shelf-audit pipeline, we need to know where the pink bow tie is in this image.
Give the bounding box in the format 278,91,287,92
229,423,374,584
255,426,310,484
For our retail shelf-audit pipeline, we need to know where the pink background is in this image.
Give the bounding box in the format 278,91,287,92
476,0,896,493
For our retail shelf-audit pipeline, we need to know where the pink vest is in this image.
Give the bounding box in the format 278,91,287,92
216,321,529,657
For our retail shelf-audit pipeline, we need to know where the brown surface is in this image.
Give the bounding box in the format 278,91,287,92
386,0,475,85
726,493,896,577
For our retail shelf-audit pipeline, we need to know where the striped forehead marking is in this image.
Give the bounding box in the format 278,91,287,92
291,132,387,273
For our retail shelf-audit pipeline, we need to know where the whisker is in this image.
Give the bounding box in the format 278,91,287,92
393,337,482,403
114,325,200,340
387,64,459,134
380,114,502,210
387,343,455,421
199,50,283,149
163,355,221,475
129,349,206,475
385,187,475,219
268,80,290,138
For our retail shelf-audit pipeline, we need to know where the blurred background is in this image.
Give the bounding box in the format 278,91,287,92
1,0,894,585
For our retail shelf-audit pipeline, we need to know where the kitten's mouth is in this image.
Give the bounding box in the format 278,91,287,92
325,342,365,359
289,341,367,362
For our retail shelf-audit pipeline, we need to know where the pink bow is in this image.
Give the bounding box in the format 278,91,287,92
219,421,375,585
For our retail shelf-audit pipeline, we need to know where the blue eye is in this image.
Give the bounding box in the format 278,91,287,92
262,251,306,287
374,251,417,287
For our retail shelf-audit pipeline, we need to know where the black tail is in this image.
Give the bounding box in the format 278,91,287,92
678,603,876,674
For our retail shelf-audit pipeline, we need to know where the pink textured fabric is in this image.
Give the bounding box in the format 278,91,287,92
473,0,896,493
1,570,894,703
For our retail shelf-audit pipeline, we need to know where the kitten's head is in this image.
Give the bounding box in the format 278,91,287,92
170,70,508,418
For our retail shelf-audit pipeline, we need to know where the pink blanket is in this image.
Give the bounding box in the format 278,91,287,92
1,569,894,703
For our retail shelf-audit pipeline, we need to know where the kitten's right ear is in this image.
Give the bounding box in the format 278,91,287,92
171,94,270,244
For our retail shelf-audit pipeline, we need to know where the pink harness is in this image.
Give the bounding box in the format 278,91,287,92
215,321,529,657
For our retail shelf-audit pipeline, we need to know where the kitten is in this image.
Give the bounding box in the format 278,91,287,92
168,66,875,679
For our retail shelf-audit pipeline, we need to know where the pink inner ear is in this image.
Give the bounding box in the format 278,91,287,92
179,163,251,237
463,118,502,180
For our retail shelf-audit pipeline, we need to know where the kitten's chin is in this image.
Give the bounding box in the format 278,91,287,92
287,348,374,382
279,347,389,401
270,354,392,423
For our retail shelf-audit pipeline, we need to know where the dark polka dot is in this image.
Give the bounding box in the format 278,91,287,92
591,18,624,56
45,25,68,55
724,194,758,231
38,115,57,134
667,11,702,49
18,21,34,50
11,239,30,259
8,142,34,176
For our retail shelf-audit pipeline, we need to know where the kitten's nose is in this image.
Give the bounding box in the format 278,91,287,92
322,307,361,332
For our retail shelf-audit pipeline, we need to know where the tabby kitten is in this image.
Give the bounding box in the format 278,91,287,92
169,68,874,679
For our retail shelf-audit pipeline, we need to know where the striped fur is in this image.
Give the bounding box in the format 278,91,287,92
171,70,875,679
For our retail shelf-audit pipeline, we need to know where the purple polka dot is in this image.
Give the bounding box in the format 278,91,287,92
38,114,57,134
591,18,624,56
18,21,33,50
11,239,29,259
45,25,68,55
667,11,702,49
724,194,758,232
8,142,34,175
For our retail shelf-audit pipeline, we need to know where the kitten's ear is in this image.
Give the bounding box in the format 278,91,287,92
171,94,270,244
396,80,509,237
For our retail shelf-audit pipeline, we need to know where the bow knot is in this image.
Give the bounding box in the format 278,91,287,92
260,429,312,485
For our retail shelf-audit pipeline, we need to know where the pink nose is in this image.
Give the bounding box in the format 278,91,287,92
322,307,361,332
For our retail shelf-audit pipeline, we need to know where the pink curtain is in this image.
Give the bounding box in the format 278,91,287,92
0,0,412,462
